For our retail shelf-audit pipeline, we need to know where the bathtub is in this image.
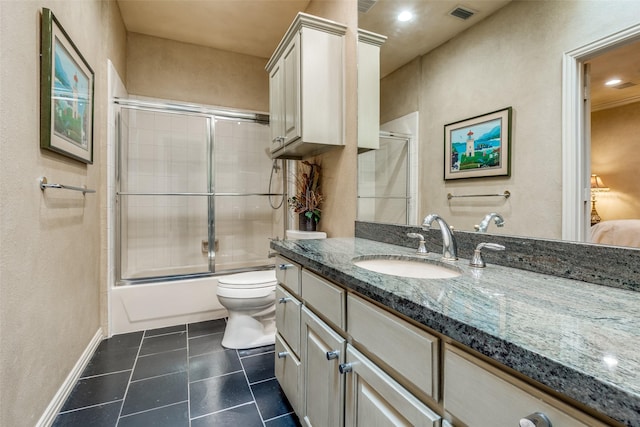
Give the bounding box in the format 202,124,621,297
110,276,227,335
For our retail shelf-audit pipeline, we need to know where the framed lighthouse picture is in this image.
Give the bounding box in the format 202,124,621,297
444,107,511,180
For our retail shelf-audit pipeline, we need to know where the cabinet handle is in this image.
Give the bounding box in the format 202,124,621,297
278,297,292,304
277,351,289,359
338,363,352,374
278,263,293,270
326,350,340,360
519,412,552,427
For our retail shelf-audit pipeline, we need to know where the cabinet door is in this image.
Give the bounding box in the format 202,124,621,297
347,294,439,401
343,345,441,427
275,334,302,416
269,61,284,153
301,306,345,427
275,285,301,356
282,33,301,145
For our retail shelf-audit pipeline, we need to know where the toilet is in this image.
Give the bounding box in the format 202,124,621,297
216,230,326,349
217,270,277,349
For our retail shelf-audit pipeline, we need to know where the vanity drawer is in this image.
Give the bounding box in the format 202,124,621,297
347,294,439,401
275,333,301,415
275,284,301,356
443,345,608,427
301,269,346,330
275,256,301,296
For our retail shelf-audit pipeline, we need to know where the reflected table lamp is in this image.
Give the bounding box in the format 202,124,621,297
590,174,609,226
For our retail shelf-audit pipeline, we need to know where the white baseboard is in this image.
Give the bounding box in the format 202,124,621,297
36,328,104,427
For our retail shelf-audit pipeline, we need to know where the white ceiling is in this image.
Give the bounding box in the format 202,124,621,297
588,39,640,111
117,0,311,59
358,0,511,77
116,0,639,111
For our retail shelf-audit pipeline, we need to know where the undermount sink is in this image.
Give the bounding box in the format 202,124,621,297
352,256,461,279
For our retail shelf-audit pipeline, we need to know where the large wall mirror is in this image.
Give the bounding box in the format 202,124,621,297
357,0,640,249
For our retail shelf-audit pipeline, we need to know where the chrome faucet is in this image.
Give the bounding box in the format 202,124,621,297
421,214,458,261
475,212,505,233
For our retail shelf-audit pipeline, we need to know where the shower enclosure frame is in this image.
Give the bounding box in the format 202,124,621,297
114,98,285,286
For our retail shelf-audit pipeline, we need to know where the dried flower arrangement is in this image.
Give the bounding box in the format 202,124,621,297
288,160,324,229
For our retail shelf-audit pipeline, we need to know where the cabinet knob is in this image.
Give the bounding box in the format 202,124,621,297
338,363,352,374
326,350,340,360
278,297,292,304
277,351,289,359
278,263,293,270
519,412,552,427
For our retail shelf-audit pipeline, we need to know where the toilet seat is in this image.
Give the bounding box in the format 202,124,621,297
218,270,277,289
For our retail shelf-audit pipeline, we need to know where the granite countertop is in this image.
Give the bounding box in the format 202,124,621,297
271,237,640,426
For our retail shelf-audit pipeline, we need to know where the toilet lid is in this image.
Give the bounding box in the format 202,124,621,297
218,270,277,289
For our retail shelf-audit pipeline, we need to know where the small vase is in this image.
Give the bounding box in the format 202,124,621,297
299,213,318,232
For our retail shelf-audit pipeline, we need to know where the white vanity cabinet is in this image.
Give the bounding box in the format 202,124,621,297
443,345,608,427
343,345,441,427
266,12,346,159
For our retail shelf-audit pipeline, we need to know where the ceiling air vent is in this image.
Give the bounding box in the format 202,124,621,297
449,6,475,20
358,0,377,14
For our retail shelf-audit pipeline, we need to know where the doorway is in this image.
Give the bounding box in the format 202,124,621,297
562,24,640,242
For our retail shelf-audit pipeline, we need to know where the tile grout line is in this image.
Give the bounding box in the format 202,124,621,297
238,348,267,427
189,401,256,422
114,333,145,424
249,375,278,386
186,322,192,427
56,398,123,415
118,399,189,421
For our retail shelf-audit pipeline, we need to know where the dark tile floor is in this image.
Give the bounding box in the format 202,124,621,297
53,319,300,427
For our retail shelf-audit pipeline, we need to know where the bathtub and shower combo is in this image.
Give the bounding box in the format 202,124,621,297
110,98,290,347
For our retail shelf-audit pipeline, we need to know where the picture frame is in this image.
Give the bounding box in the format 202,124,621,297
40,8,94,164
444,107,512,180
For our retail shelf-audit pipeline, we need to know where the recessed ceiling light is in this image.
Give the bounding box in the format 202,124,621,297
605,78,622,86
397,11,413,22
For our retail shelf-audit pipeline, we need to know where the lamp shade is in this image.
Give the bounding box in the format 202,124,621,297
590,174,609,192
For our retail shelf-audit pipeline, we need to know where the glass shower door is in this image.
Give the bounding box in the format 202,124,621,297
357,134,410,224
117,107,212,281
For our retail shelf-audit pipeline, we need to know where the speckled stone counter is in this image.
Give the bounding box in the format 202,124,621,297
270,237,640,426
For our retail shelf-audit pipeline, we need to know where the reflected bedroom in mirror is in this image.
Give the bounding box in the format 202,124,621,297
356,0,640,249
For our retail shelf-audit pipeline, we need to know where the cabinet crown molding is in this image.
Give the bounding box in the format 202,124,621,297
266,12,347,72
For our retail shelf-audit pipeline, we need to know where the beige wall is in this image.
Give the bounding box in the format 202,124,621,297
592,102,640,220
305,0,359,237
0,1,126,425
381,0,640,239
380,57,420,125
126,32,269,112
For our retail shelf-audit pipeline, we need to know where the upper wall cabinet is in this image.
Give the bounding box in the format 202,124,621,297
266,13,347,159
357,29,386,152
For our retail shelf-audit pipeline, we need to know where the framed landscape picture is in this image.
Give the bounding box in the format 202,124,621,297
40,8,94,164
444,107,512,180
